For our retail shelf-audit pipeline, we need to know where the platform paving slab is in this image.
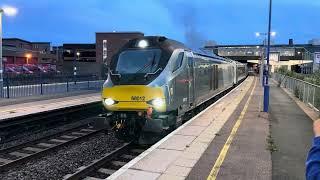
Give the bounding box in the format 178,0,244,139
158,135,196,151
131,149,182,173
116,169,160,180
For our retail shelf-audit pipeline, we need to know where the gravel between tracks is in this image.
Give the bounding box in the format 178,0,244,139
0,131,122,180
0,118,93,150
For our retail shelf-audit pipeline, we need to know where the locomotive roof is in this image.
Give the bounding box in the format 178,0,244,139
125,36,238,63
126,36,190,51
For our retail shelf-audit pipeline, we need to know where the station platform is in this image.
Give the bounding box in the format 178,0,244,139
108,76,273,180
0,92,101,121
105,74,319,180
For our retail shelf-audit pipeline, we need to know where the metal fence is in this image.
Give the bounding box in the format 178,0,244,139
273,73,320,111
1,74,105,99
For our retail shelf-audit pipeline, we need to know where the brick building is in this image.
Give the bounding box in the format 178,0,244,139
3,38,57,65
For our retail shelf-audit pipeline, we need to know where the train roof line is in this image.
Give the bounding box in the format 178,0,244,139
193,52,226,61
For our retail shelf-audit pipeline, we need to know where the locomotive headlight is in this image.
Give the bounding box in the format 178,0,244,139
137,40,148,48
104,98,115,106
152,98,165,107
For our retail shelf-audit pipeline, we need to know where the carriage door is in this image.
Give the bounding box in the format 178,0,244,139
186,53,195,108
174,52,189,113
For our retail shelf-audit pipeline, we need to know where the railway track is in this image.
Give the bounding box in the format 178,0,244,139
0,124,106,171
0,101,103,143
64,142,149,180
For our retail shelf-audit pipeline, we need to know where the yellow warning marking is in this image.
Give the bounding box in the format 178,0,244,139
1,109,17,113
207,77,257,180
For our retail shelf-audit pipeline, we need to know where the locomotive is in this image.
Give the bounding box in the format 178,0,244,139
100,36,247,143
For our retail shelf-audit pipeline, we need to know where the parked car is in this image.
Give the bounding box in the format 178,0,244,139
13,65,34,74
5,66,21,75
24,64,47,73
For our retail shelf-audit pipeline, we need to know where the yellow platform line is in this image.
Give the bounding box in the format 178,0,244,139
207,77,257,180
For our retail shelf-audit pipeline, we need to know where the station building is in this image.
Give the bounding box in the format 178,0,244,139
204,39,320,73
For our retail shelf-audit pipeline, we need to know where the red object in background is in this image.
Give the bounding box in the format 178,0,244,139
3,57,14,64
146,107,153,119
28,57,38,64
4,63,58,74
4,65,21,75
15,57,25,64
23,64,44,73
13,57,38,64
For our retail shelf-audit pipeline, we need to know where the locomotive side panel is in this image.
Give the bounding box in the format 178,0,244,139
192,55,234,108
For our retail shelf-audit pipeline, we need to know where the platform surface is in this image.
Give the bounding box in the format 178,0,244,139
107,76,275,180
187,77,270,180
0,92,101,121
269,81,314,179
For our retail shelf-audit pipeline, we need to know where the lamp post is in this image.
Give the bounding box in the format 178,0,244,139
264,0,273,112
255,31,276,87
25,53,32,64
74,51,80,84
0,5,18,98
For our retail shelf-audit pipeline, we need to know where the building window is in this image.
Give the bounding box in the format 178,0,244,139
80,51,96,57
63,49,75,58
103,40,107,63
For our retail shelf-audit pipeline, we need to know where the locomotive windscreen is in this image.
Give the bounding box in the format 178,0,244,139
110,48,168,85
116,49,161,74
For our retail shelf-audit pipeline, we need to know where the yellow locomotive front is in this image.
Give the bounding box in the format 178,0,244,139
102,85,166,113
100,37,178,143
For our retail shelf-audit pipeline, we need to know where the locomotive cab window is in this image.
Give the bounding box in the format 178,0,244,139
116,49,161,74
172,52,184,72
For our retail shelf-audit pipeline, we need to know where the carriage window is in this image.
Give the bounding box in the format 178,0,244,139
173,52,184,72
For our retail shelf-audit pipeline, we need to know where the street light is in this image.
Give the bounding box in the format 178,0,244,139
1,6,18,16
255,31,276,87
264,0,273,112
255,32,276,38
74,52,80,84
0,5,18,98
25,53,32,64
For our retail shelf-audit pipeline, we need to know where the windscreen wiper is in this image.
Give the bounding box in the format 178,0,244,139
144,68,163,78
110,70,121,80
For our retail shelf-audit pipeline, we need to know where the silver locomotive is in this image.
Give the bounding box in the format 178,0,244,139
100,36,247,143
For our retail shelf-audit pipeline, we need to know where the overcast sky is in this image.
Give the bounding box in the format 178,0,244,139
1,0,319,46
